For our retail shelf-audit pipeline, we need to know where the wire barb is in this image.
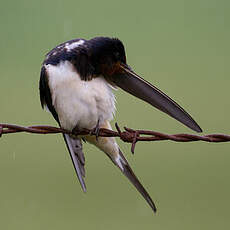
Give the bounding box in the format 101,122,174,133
0,125,3,137
0,123,229,153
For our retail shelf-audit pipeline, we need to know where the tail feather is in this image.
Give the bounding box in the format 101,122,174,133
116,149,157,213
85,121,157,212
63,134,86,192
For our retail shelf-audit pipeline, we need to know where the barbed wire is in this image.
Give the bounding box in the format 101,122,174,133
0,123,229,153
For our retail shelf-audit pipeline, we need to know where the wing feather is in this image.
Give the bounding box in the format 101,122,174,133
110,66,202,133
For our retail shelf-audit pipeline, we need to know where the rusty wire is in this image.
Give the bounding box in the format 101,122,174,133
1,123,229,153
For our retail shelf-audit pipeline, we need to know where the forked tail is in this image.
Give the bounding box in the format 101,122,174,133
115,149,157,213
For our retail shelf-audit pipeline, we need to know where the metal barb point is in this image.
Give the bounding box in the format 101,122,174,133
0,125,3,137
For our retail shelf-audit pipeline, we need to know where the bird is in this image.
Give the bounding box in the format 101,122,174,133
39,36,202,213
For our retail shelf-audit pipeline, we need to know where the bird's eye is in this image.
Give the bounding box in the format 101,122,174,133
114,51,120,60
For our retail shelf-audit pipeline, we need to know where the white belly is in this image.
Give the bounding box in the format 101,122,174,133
45,61,116,130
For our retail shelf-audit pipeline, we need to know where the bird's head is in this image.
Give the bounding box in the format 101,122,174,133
89,37,128,76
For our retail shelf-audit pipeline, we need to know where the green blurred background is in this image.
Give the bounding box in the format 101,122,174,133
0,0,230,229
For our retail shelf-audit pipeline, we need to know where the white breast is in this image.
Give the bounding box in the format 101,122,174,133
45,61,116,130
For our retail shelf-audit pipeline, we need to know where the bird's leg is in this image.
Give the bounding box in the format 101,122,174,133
90,119,100,141
72,125,86,142
72,125,81,136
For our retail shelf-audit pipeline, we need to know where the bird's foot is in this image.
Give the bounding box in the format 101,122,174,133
90,120,100,141
72,125,81,136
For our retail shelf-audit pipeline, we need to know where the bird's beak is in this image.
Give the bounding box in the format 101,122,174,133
109,63,202,133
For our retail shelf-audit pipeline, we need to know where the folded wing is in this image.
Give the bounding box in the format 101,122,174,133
109,65,202,133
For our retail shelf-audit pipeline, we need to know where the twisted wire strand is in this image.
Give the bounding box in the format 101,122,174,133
0,123,229,153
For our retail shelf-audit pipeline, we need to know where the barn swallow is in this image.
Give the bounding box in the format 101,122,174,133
39,37,202,213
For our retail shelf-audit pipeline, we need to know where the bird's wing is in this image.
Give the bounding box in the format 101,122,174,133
108,64,202,133
39,66,59,122
39,65,86,192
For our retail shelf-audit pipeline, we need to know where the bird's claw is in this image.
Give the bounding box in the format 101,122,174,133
90,120,100,141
